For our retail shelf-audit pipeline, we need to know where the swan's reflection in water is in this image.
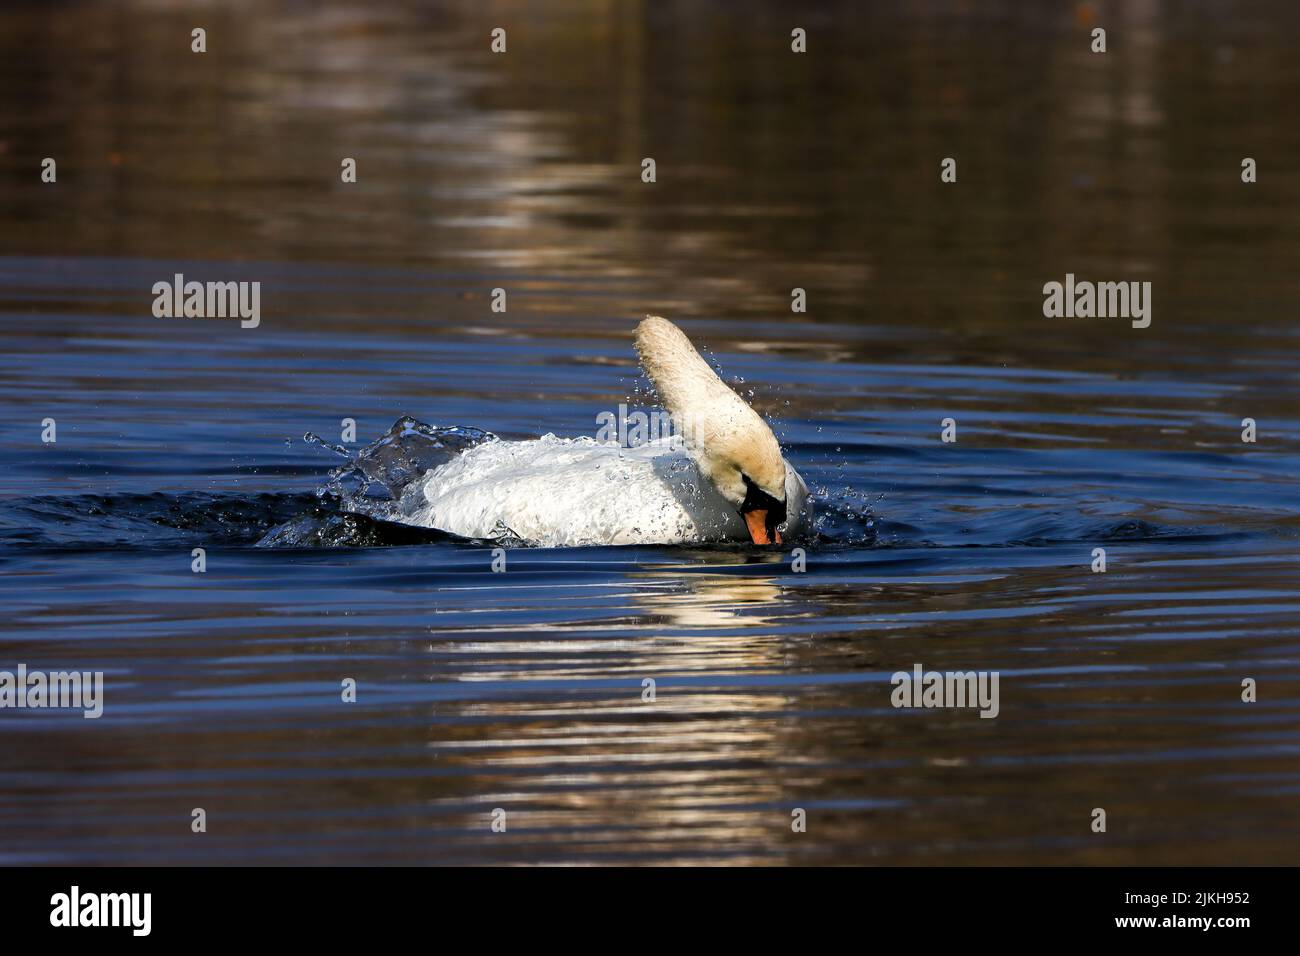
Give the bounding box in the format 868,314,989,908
637,560,787,629
421,563,826,863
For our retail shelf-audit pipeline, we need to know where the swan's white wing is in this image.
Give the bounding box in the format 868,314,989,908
411,436,749,547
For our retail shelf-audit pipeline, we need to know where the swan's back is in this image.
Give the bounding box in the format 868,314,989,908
415,436,749,547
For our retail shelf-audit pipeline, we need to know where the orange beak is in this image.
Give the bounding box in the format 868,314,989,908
738,475,787,546
743,509,782,545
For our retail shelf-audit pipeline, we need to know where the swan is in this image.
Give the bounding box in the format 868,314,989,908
407,315,811,547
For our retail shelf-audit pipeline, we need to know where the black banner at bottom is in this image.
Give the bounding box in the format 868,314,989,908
0,866,1280,943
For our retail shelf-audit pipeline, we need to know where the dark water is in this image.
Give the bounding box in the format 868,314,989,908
2,0,1299,864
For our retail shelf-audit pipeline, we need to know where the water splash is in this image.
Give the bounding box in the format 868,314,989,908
257,417,499,546
316,416,497,503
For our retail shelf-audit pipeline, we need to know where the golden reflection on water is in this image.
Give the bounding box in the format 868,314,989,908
3,0,1290,347
420,564,811,861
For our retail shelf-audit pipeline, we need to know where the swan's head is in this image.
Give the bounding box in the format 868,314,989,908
635,315,795,544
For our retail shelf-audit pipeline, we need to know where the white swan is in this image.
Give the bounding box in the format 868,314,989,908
408,316,811,546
